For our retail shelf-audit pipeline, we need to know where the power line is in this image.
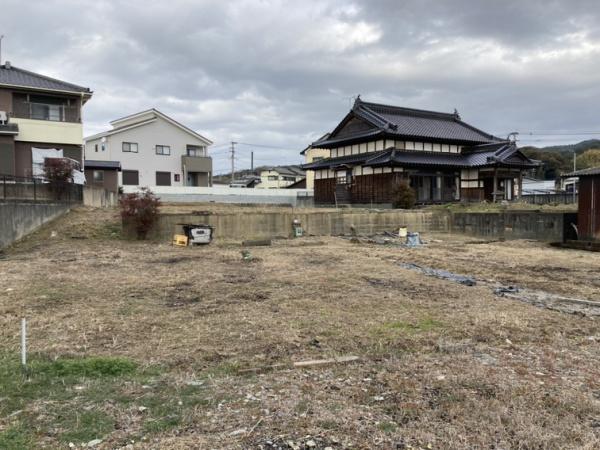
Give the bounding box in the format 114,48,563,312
236,142,301,152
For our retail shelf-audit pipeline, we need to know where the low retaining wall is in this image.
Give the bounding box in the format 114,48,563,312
450,211,577,242
0,202,71,249
131,209,450,241
83,187,118,208
124,208,577,243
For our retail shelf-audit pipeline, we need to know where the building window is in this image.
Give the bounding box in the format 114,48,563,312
268,176,278,181
95,144,98,152
93,170,104,182
122,142,138,153
156,171,171,186
122,170,139,186
174,174,180,182
312,157,324,162
186,145,205,157
101,143,106,152
156,145,171,155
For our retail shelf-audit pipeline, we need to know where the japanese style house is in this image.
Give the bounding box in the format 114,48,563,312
303,97,539,205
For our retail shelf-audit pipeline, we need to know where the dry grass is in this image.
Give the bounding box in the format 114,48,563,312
1,207,599,449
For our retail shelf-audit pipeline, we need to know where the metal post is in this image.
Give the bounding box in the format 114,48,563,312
2,175,5,200
33,178,36,201
21,318,26,367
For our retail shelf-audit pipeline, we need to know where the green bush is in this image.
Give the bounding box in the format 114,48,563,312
392,180,416,209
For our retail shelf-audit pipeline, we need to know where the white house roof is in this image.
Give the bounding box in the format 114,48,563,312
85,108,213,145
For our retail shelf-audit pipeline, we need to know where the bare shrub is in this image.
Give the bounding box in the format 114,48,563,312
119,188,161,239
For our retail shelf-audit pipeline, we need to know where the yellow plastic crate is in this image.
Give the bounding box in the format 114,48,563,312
172,234,188,247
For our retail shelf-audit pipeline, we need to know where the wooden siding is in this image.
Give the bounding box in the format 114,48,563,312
351,173,401,204
461,187,484,202
578,176,600,241
314,178,335,204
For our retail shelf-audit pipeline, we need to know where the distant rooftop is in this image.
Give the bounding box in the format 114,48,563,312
563,167,600,177
0,62,92,96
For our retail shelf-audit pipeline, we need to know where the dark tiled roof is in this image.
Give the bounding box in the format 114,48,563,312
563,167,600,177
84,160,121,170
302,143,538,170
301,132,330,155
0,64,92,95
314,98,500,147
302,150,388,169
265,165,305,176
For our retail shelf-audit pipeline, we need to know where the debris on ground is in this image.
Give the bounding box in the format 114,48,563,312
494,286,600,316
250,435,342,450
342,230,426,247
399,262,477,286
243,239,272,247
399,263,600,316
238,355,360,374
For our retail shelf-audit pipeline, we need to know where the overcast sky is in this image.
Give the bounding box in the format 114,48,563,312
2,0,600,173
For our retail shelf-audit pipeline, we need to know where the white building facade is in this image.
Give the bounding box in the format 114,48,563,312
84,109,213,188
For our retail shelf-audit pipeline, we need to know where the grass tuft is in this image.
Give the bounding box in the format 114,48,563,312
42,356,137,378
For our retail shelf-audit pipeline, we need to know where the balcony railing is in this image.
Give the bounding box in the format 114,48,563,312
12,101,81,123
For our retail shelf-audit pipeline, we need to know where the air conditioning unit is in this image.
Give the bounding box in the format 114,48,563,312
0,111,7,125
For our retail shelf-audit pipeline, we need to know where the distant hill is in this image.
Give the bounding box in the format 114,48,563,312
520,139,600,180
520,139,600,155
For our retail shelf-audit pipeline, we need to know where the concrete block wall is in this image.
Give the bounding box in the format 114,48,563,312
131,209,450,241
450,211,574,242
0,202,71,249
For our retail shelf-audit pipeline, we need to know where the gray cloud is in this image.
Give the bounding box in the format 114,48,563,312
2,0,600,173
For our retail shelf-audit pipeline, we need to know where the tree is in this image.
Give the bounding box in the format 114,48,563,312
576,149,600,170
43,158,75,200
43,157,75,183
392,180,416,209
119,188,161,239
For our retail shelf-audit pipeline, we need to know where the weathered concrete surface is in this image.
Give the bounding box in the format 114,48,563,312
131,209,450,241
0,202,71,249
126,208,577,243
83,186,118,208
450,211,577,242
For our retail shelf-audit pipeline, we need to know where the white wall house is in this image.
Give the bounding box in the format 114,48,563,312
84,109,213,188
257,165,305,189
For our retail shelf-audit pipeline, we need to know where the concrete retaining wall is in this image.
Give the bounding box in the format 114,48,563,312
0,202,71,249
83,186,118,208
132,209,450,241
450,211,576,242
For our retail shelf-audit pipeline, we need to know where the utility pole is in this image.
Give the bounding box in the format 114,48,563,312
573,149,577,203
251,151,254,172
0,35,4,65
230,141,237,183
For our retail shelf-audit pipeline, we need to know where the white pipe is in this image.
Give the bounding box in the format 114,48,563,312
21,318,26,367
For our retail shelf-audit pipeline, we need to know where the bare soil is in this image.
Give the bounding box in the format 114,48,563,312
1,207,599,449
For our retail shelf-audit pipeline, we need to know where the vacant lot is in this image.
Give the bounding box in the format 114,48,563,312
1,207,599,449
